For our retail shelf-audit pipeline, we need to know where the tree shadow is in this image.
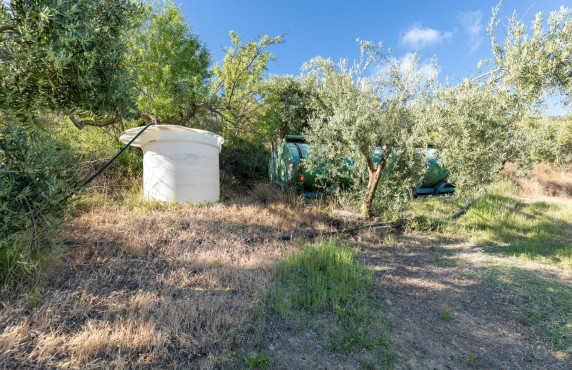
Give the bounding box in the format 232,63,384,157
1,203,326,369
465,195,572,265
354,233,571,368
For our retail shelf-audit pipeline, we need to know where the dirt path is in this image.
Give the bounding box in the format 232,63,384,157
366,234,570,369
262,232,571,369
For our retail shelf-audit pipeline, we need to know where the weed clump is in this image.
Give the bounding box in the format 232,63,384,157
243,352,271,368
268,239,395,365
269,239,372,322
439,308,452,321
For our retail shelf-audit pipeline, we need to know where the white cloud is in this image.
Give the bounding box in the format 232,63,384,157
400,24,453,48
458,10,483,55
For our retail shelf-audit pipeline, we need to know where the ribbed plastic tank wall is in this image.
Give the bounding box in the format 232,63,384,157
119,125,224,204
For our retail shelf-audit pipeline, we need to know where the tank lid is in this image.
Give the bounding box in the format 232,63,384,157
119,125,224,150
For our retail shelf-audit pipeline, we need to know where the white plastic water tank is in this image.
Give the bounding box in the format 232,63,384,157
119,125,224,204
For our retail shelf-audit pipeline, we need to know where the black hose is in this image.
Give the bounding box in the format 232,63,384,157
63,123,156,202
244,200,476,243
83,123,155,186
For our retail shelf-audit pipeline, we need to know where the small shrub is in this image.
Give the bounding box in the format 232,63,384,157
439,308,452,321
243,353,271,368
0,124,83,293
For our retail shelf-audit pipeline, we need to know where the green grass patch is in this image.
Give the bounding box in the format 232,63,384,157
411,181,572,267
483,267,572,351
243,352,271,368
270,239,372,324
450,193,572,267
269,239,396,366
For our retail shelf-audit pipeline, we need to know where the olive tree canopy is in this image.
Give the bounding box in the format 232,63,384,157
303,4,572,217
303,43,436,217
0,0,142,126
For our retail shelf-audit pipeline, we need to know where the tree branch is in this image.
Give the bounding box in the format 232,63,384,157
68,112,116,129
68,111,158,129
0,25,14,33
470,66,504,82
135,112,158,125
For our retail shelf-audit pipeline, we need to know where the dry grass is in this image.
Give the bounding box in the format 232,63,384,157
504,162,572,198
0,192,335,368
2,166,570,368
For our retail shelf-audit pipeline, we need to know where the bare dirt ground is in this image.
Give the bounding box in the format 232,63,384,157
361,235,570,369
259,230,571,369
1,190,570,369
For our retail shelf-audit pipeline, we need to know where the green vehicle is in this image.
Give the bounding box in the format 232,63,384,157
269,135,454,196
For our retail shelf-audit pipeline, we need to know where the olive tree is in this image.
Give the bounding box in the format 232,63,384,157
428,4,572,195
0,0,142,126
484,4,572,106
303,43,436,217
427,80,524,195
0,0,142,289
304,5,572,217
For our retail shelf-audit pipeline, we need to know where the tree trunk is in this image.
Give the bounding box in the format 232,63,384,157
360,151,389,218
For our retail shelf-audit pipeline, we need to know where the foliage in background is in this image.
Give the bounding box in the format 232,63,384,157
211,32,284,187
126,0,211,124
220,134,269,189
303,43,435,217
519,116,572,167
1,0,282,134
0,124,83,292
0,0,142,127
211,31,283,137
257,75,319,139
428,80,523,196
220,73,318,187
57,120,144,181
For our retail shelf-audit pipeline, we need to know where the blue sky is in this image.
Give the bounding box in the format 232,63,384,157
178,0,569,115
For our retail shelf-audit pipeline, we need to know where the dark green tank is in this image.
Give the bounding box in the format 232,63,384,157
269,135,453,195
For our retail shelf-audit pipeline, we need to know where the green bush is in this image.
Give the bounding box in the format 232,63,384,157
57,121,143,180
520,117,572,167
0,124,83,292
220,135,269,189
